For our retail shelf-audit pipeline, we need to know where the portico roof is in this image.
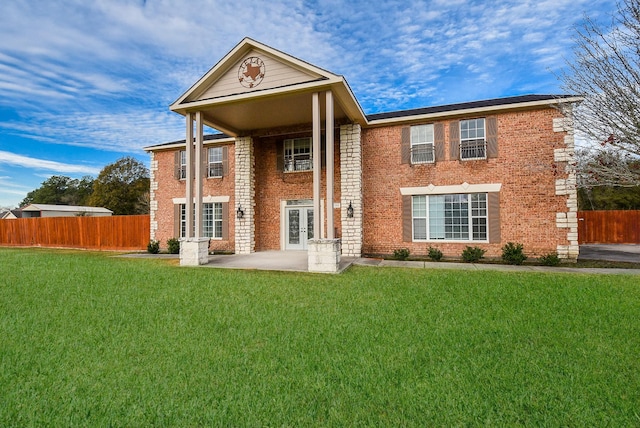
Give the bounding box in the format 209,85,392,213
170,38,367,136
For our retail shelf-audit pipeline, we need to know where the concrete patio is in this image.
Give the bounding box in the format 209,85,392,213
204,251,356,273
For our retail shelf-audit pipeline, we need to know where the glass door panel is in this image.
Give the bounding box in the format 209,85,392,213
285,206,314,250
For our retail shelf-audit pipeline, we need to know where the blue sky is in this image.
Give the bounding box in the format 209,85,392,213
0,0,616,208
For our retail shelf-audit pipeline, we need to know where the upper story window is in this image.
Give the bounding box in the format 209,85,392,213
208,147,223,178
178,150,187,179
460,118,486,160
411,124,435,164
284,137,312,172
175,146,228,180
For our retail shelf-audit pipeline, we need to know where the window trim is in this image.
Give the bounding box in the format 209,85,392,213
283,137,313,172
179,150,187,179
411,193,489,242
410,124,435,164
207,146,223,178
460,118,487,161
179,202,224,239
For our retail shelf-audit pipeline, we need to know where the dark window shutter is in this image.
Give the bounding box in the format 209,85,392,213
486,117,498,158
434,123,445,161
222,202,229,240
173,204,180,238
402,195,413,242
222,146,229,177
488,192,501,243
449,121,460,160
174,151,181,179
276,140,284,171
321,136,326,168
401,127,411,164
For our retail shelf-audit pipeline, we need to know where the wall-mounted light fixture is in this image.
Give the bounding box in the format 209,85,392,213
347,201,354,218
236,205,244,219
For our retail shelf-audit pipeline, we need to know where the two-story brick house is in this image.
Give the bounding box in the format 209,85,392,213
145,38,580,271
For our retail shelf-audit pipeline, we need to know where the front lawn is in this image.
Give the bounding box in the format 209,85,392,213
1,248,638,426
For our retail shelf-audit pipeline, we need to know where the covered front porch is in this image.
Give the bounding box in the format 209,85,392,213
172,38,366,272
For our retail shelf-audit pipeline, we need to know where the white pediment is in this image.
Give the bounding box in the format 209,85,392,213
169,38,368,135
175,38,337,107
191,49,325,102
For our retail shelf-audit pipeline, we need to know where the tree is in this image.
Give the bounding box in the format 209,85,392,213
560,0,640,186
89,156,150,215
578,185,640,210
20,175,94,207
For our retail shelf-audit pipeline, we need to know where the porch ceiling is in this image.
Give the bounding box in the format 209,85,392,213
172,81,365,137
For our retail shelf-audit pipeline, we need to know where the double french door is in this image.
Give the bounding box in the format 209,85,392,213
285,206,314,250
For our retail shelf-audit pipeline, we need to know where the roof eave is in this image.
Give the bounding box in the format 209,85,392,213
144,136,236,152
365,96,583,127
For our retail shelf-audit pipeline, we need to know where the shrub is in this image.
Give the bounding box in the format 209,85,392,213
147,240,160,254
393,248,410,261
167,238,180,254
428,247,443,261
501,242,528,265
539,252,561,266
461,246,486,263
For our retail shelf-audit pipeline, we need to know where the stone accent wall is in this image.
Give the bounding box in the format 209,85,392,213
149,152,158,242
340,124,363,256
361,107,571,259
553,116,579,259
235,136,255,254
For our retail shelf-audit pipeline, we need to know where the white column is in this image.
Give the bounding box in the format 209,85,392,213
194,111,204,237
325,91,334,239
312,92,321,240
185,112,194,238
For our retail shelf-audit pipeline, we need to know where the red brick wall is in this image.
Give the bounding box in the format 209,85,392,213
361,107,569,258
152,144,236,252
152,135,343,252
151,106,570,258
253,133,342,251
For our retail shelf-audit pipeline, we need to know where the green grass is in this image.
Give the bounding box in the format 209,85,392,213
1,248,639,426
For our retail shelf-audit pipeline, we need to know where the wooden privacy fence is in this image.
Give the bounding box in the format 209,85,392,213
0,215,150,250
578,210,640,244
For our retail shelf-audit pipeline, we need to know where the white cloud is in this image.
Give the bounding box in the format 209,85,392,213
0,151,100,175
0,0,621,140
0,108,185,153
0,0,621,208
0,176,32,194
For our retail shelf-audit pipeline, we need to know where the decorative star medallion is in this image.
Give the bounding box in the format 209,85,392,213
238,56,266,88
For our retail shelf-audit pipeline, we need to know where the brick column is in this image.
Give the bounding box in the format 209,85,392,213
340,124,363,257
553,116,579,260
235,136,255,254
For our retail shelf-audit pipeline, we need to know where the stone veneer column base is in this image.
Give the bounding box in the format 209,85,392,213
180,237,210,266
308,239,341,273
